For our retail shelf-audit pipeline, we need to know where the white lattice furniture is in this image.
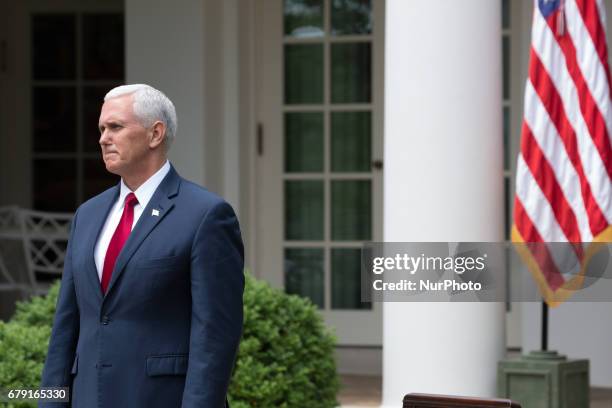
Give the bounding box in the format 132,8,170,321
0,207,73,296
19,209,73,295
0,206,29,296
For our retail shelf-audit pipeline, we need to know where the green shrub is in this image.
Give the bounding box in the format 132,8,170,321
0,322,51,408
0,287,57,408
0,274,339,407
11,284,60,327
228,274,339,407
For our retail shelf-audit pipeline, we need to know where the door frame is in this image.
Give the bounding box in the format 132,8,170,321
253,0,385,346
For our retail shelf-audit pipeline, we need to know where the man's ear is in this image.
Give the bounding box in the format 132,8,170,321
149,121,166,149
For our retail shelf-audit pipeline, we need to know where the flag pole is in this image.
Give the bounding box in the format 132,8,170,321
541,301,548,351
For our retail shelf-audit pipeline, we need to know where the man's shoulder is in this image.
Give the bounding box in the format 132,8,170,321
177,178,228,211
75,184,118,214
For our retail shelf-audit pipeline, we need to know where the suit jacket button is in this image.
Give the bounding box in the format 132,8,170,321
101,316,110,325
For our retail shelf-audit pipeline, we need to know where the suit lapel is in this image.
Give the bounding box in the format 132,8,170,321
103,166,180,300
85,185,119,303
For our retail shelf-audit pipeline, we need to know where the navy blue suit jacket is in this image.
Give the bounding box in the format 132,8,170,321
40,165,244,408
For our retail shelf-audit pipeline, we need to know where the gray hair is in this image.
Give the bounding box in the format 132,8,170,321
104,84,177,149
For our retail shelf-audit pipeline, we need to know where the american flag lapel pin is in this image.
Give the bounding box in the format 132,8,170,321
152,209,160,217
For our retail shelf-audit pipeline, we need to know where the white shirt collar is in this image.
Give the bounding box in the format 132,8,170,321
118,160,171,209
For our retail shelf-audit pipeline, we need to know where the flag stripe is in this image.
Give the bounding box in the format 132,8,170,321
522,81,592,241
528,49,606,237
520,121,583,243
573,0,612,96
515,155,582,282
565,0,612,142
544,8,612,180
515,155,567,243
514,0,612,303
532,8,612,224
595,0,608,35
514,197,542,243
514,198,566,289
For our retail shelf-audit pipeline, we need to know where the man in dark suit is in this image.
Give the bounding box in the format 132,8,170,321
40,84,244,407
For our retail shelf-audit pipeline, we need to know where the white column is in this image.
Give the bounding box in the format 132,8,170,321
382,0,505,406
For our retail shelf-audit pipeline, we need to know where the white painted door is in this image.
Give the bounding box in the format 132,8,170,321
255,0,384,346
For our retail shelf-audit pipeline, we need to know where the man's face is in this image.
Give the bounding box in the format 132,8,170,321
98,94,151,177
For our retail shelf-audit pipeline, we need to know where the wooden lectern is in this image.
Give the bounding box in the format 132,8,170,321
403,393,522,408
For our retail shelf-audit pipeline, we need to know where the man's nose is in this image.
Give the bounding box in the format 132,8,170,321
99,129,110,145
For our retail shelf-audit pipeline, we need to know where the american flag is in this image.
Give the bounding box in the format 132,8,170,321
512,0,612,306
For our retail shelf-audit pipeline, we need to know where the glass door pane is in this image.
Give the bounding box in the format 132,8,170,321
331,0,372,35
284,44,324,104
284,0,325,37
285,248,325,307
31,9,124,211
285,112,324,172
331,111,371,172
282,0,374,312
330,43,371,103
285,180,325,240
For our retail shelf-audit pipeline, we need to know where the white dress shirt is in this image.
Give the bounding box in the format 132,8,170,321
94,160,171,280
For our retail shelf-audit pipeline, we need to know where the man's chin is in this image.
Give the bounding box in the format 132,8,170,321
103,162,122,176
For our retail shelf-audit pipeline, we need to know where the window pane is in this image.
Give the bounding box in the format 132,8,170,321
33,87,76,152
331,180,371,240
285,180,324,240
33,159,76,211
84,159,119,202
82,14,125,80
83,86,110,153
331,111,371,172
505,177,511,240
285,112,324,172
332,248,370,309
503,106,510,171
502,0,510,30
285,248,324,307
503,36,510,100
331,43,371,103
285,44,324,104
331,0,372,35
32,14,76,80
284,0,324,38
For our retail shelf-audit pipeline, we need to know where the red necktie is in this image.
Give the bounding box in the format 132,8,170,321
101,192,138,294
